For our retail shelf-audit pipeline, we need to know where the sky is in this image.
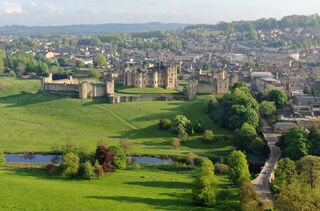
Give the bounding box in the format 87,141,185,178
0,0,319,26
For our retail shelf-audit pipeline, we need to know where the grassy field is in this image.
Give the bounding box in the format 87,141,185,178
0,77,234,156
115,86,180,94
0,164,239,211
0,77,40,97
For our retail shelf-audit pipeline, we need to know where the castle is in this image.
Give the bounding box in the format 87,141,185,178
121,62,178,89
196,69,238,94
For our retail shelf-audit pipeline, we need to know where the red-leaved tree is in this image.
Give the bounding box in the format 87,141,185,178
95,145,117,172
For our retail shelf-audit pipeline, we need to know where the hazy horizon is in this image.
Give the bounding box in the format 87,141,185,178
0,0,319,26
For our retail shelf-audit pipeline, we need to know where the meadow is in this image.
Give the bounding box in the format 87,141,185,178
0,164,239,211
0,77,234,156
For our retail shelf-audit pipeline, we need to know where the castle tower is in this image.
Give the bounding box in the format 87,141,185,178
79,82,88,99
152,71,158,88
187,80,198,100
106,80,115,96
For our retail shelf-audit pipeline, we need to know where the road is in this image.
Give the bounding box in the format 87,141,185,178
251,120,282,201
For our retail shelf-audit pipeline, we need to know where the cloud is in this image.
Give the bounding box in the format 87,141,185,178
29,2,64,14
0,2,23,14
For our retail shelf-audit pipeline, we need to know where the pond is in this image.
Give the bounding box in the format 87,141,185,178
3,154,173,165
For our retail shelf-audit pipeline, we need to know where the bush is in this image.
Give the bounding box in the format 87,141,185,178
81,161,95,180
201,130,214,143
109,146,127,169
45,164,57,175
171,138,181,149
8,70,16,77
159,119,171,130
94,167,104,179
61,152,80,177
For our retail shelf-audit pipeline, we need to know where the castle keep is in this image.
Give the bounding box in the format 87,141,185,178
123,62,178,89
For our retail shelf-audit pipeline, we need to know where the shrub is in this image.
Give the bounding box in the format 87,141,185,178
45,164,57,175
240,181,263,211
120,139,134,155
171,138,181,149
201,130,214,143
8,70,16,77
216,164,229,175
159,119,171,130
109,146,127,169
81,161,95,180
61,152,80,177
94,167,104,179
0,149,5,165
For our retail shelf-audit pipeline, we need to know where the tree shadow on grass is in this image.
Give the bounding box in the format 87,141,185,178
124,181,192,189
84,195,199,211
0,92,63,108
82,97,109,106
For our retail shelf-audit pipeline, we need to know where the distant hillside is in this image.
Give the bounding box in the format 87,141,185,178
0,22,187,35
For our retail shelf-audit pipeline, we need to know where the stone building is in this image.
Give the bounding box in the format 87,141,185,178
123,62,178,89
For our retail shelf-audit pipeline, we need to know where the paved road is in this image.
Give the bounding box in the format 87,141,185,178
252,120,282,201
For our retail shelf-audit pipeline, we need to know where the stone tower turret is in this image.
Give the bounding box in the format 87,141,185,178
79,82,88,99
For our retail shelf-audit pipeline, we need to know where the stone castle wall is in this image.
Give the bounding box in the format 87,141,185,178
197,83,215,94
109,95,188,104
43,83,79,92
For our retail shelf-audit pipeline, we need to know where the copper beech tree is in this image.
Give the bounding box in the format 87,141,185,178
95,145,117,172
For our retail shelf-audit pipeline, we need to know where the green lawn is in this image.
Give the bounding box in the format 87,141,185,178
0,77,40,97
116,86,180,94
0,77,234,157
0,164,239,211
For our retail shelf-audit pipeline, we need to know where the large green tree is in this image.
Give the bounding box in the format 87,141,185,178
227,150,251,185
61,152,80,177
94,54,106,66
296,155,320,189
272,158,297,192
309,125,320,156
282,126,310,160
0,49,6,74
259,100,276,117
192,159,217,207
263,88,288,108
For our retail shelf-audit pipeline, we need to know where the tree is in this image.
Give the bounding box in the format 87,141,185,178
230,81,247,93
227,150,251,185
309,124,320,156
186,152,197,164
202,63,212,71
193,119,204,133
216,164,229,175
249,137,266,156
236,123,257,150
283,126,310,160
8,70,16,77
172,115,192,134
275,182,316,211
58,57,68,67
0,149,5,165
159,119,171,130
205,95,218,113
178,126,188,141
89,69,101,78
259,101,276,118
177,65,182,74
272,158,297,192
94,54,106,67
81,161,95,180
119,139,134,155
264,88,288,108
296,155,320,189
15,63,25,76
76,60,85,68
109,146,127,169
240,181,263,211
192,159,217,207
95,145,117,172
61,152,80,176
304,85,312,95
171,138,181,149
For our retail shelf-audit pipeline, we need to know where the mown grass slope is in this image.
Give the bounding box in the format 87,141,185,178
0,164,239,211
